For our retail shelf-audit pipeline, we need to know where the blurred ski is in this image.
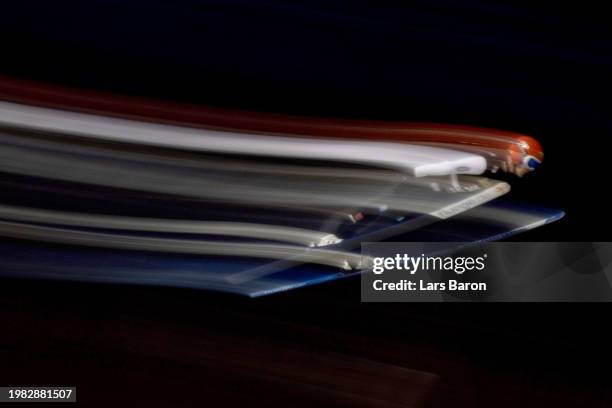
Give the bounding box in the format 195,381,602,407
0,201,563,296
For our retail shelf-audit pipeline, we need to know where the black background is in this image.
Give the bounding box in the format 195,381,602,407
1,1,611,406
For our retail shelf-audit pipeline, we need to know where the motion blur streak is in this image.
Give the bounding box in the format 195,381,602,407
0,142,507,215
0,74,543,175
0,220,366,270
0,101,487,177
0,204,342,247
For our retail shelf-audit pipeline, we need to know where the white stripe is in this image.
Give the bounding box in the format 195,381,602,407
0,101,486,177
0,204,342,247
0,220,365,270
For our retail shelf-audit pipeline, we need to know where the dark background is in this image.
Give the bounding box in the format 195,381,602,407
1,1,611,406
